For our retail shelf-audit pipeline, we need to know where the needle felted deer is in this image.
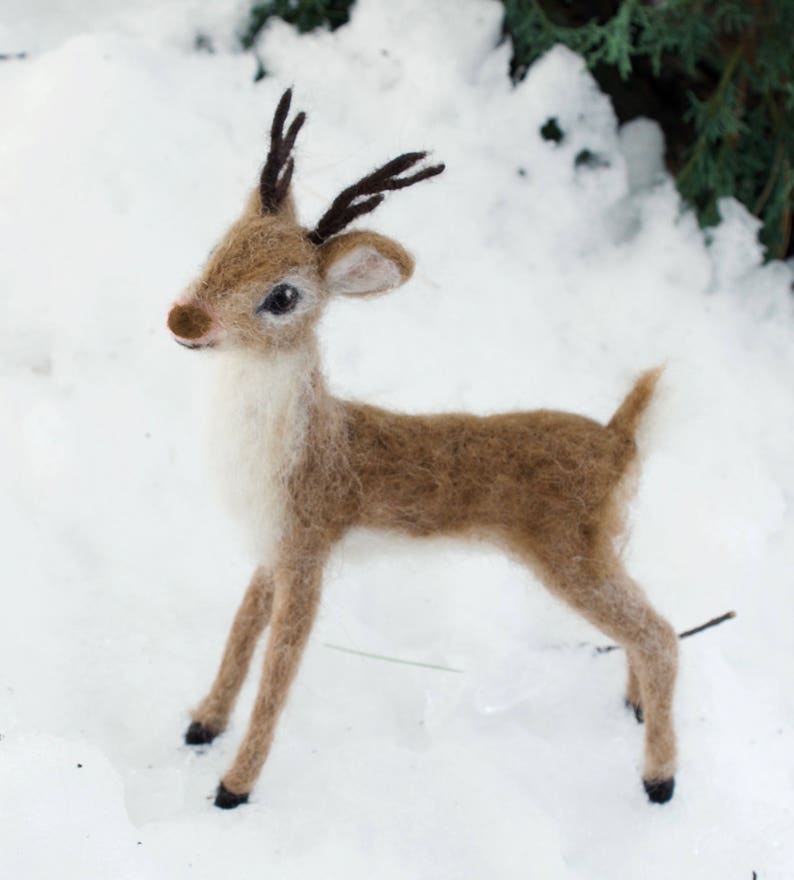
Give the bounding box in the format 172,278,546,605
167,89,678,810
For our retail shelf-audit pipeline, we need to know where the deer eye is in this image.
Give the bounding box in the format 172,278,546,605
257,283,300,316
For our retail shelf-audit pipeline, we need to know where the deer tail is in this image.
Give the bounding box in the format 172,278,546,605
608,367,663,438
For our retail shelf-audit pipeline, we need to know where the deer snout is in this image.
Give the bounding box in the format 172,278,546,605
168,302,217,349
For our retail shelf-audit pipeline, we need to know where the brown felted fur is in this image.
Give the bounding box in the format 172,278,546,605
191,567,275,733
168,91,678,808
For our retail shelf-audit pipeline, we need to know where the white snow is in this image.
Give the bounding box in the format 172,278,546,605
1,0,793,877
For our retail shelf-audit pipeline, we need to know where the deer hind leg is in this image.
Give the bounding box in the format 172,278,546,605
526,545,678,804
185,566,275,745
215,541,326,809
625,649,644,723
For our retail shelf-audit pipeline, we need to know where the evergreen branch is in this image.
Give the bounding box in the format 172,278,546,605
753,135,786,215
775,160,792,260
678,42,745,188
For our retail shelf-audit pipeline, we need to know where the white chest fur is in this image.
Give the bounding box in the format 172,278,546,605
208,348,311,565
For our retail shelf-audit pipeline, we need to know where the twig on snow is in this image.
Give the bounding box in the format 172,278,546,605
595,611,736,654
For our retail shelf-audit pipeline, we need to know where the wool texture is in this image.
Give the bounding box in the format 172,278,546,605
192,567,275,734
168,92,678,807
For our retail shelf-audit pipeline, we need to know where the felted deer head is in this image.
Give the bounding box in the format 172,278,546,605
168,89,442,357
167,89,679,811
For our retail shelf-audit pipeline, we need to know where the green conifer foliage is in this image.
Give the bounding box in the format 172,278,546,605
503,0,794,259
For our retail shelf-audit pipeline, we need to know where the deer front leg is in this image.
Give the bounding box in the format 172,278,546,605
185,566,275,745
214,543,325,808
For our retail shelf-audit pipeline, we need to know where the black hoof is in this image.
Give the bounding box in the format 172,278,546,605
185,721,219,746
643,777,675,804
625,699,644,724
214,782,249,809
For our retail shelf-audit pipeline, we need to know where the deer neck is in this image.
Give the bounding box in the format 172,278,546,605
209,343,325,564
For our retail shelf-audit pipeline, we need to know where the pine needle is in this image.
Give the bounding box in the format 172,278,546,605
323,643,464,674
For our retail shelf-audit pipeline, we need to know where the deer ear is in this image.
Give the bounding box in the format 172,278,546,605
318,231,414,297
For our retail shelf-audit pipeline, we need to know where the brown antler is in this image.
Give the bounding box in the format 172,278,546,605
307,152,445,245
260,88,306,214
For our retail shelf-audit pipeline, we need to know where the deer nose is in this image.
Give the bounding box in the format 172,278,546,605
168,303,214,342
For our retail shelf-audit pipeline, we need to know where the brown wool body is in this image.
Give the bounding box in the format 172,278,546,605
168,90,678,809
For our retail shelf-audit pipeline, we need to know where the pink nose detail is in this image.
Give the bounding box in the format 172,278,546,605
168,303,213,341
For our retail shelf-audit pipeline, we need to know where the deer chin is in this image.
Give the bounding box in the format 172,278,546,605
175,338,217,351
